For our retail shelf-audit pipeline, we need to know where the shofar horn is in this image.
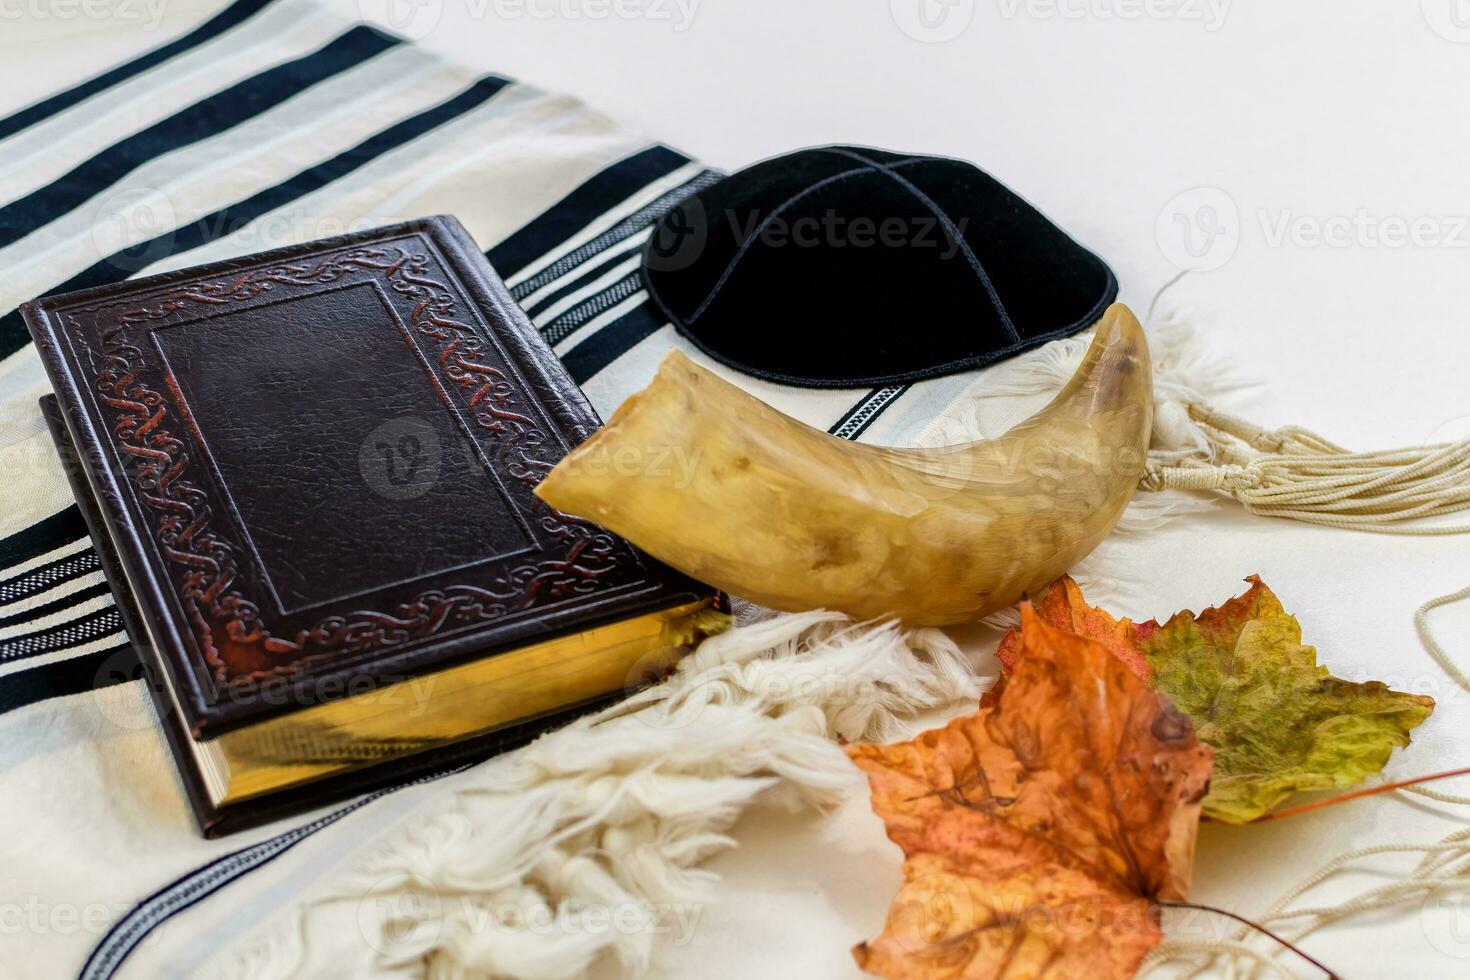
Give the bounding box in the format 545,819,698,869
536,303,1154,626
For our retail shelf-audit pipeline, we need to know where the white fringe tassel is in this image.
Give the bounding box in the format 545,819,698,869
214,612,984,980
923,305,1470,538
1141,404,1470,535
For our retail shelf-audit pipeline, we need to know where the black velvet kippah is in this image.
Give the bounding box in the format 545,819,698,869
641,145,1118,388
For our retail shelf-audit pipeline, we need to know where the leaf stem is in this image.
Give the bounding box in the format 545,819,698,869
1252,765,1470,823
1155,900,1339,979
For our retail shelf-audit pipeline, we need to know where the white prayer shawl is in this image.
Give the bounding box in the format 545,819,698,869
0,3,1227,977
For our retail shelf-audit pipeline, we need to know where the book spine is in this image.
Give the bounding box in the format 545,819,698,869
23,303,211,736
36,393,225,833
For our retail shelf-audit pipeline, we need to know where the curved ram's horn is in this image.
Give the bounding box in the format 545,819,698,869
536,303,1153,626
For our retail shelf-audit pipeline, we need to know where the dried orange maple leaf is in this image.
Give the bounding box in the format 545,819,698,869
996,576,1436,823
847,609,1213,980
994,575,1149,681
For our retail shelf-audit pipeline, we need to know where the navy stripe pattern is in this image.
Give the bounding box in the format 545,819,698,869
0,0,278,141
487,144,691,275
522,245,639,318
829,386,909,440
541,270,643,346
0,644,137,716
1,606,122,665
561,303,666,384
0,25,402,250
0,581,111,631
0,73,511,356
507,170,722,300
0,549,102,606
0,506,87,569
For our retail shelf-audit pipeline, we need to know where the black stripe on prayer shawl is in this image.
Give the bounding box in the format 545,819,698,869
0,549,102,607
487,143,692,278
509,170,722,301
521,240,642,318
561,300,665,385
0,506,88,570
513,172,709,318
0,581,111,632
0,605,123,665
541,270,644,347
0,25,402,251
0,74,510,359
79,764,472,980
0,0,282,142
829,386,910,440
0,642,136,716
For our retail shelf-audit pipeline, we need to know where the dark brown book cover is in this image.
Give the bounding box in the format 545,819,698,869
24,216,716,834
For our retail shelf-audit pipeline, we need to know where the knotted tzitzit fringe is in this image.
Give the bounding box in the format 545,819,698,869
1147,828,1470,980
921,283,1470,537
213,611,984,980
1144,585,1470,979
1140,404,1470,534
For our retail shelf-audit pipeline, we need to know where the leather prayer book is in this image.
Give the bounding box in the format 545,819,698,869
25,217,725,836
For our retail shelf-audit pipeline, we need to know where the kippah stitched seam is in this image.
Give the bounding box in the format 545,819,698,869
679,155,932,326
820,146,1022,345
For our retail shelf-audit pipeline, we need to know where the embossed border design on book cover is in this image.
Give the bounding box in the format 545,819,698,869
61,234,644,693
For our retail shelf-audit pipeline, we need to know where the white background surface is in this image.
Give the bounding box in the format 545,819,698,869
317,1,1470,977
